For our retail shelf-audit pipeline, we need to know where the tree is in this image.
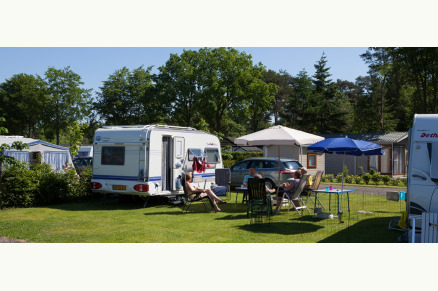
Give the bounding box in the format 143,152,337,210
62,121,89,156
309,53,352,133
391,47,438,114
361,48,392,131
44,67,91,145
95,66,155,126
0,73,48,138
351,76,381,132
198,47,272,136
288,69,314,131
246,78,277,132
263,70,291,126
154,51,202,127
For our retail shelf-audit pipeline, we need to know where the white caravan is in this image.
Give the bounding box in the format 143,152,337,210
407,114,438,216
76,146,93,158
90,125,223,197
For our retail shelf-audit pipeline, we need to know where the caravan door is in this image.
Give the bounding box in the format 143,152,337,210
408,142,438,214
172,137,185,191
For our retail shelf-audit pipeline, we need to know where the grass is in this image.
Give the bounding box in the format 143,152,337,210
0,191,406,243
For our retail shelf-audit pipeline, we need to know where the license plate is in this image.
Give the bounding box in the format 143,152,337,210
113,185,126,190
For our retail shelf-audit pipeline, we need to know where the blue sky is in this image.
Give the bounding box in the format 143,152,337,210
0,47,370,95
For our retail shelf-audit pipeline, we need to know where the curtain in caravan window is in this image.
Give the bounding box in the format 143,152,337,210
43,151,68,171
4,151,29,162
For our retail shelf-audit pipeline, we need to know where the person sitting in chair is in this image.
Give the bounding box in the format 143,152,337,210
185,172,227,212
273,170,302,213
243,167,256,187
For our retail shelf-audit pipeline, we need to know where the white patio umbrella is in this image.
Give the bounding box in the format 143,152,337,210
234,126,324,189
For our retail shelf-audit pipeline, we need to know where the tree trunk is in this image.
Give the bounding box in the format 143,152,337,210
380,76,385,131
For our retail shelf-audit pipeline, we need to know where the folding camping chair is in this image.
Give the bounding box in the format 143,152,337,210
304,171,326,210
215,168,231,201
181,176,214,213
279,174,310,215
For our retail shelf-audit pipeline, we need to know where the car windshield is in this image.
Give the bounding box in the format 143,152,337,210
283,161,301,170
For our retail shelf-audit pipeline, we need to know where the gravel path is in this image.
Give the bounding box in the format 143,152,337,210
0,237,25,243
319,183,406,196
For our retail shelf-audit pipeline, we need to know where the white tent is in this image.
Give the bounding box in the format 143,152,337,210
235,126,324,188
0,135,72,171
234,126,324,146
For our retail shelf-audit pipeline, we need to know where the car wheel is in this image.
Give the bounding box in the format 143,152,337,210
265,179,275,190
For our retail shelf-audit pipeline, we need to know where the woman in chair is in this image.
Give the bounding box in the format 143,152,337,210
185,172,227,212
273,170,302,213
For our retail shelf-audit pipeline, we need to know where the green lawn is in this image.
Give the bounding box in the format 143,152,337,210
0,191,406,243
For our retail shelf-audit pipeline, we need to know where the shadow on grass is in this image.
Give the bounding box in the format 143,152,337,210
294,215,325,222
46,196,173,211
237,222,323,235
318,216,402,243
215,214,249,220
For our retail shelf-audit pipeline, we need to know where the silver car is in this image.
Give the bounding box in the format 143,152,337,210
229,157,303,189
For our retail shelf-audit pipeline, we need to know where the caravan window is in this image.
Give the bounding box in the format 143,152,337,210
206,148,220,164
101,146,125,165
188,148,207,161
175,140,183,158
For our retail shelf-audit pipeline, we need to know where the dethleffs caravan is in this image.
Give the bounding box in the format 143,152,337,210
407,114,438,216
90,125,223,198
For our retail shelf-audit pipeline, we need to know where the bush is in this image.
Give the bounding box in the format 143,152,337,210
371,173,381,185
362,173,371,185
358,166,365,176
344,175,354,184
1,162,94,208
370,169,377,176
400,178,407,186
1,162,37,208
381,175,391,185
336,173,343,183
354,175,363,184
390,178,401,186
343,165,349,177
325,174,334,183
321,174,327,183
223,159,236,169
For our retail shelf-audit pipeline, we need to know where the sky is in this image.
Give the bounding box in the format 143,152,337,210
0,47,370,95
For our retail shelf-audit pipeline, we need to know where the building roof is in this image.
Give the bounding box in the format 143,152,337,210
220,136,236,147
233,146,263,152
0,135,68,150
319,132,408,143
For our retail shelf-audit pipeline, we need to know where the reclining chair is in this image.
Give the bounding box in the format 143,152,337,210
279,174,311,215
181,176,214,213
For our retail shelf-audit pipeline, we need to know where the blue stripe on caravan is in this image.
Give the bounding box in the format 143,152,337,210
93,175,138,181
193,173,215,178
149,176,162,181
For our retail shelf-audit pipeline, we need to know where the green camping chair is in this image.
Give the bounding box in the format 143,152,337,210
247,178,272,223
